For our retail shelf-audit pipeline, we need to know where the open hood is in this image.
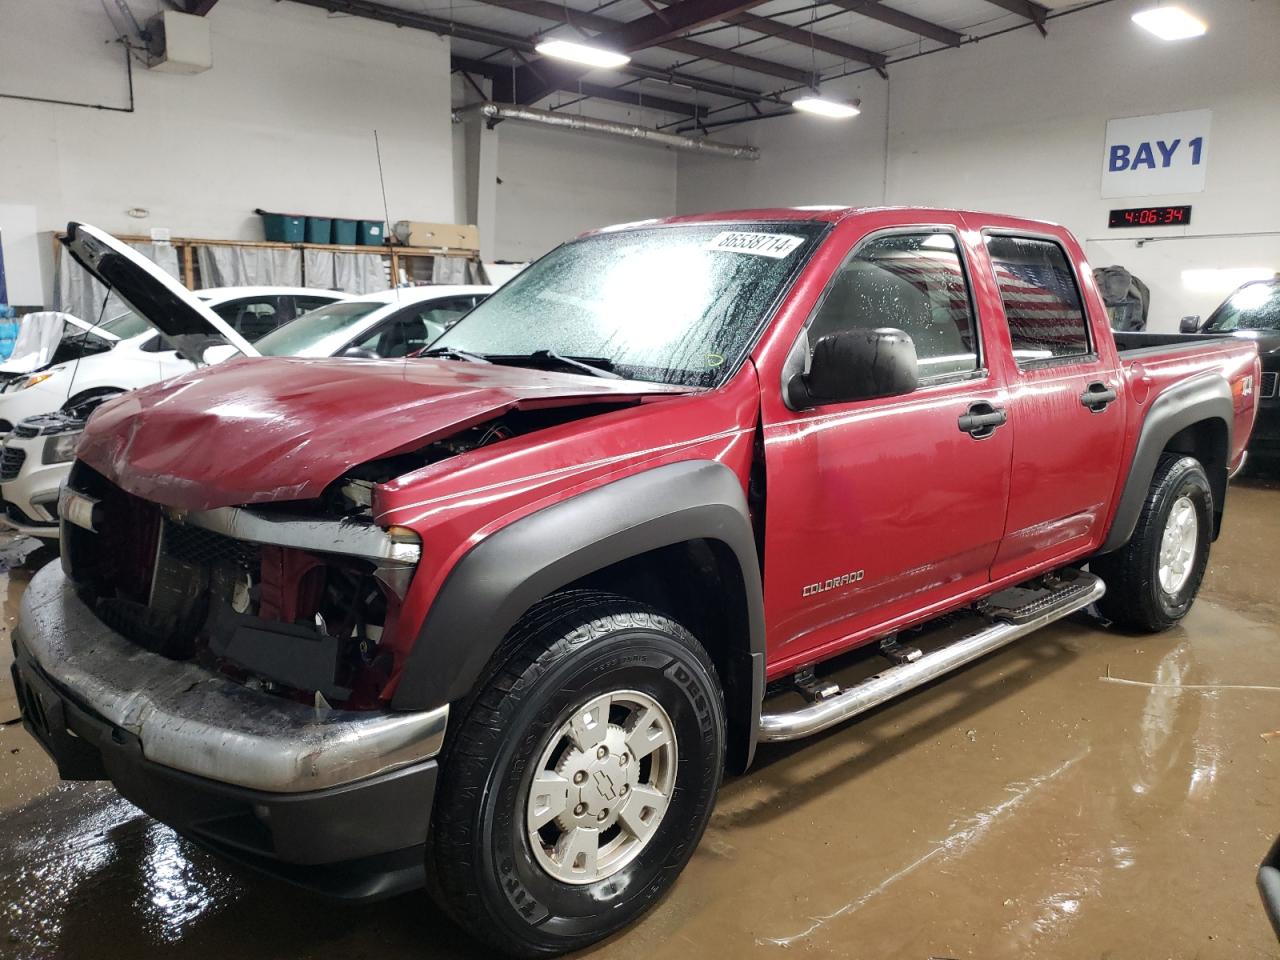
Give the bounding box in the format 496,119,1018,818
60,223,259,365
76,356,690,510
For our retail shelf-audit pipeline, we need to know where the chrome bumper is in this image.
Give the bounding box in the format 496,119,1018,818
16,563,448,793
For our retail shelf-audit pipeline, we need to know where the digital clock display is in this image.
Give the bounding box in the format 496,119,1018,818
1108,205,1192,228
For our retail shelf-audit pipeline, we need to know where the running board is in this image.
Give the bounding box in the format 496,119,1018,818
757,571,1105,743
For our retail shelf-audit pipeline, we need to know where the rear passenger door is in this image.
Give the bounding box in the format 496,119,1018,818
979,232,1127,579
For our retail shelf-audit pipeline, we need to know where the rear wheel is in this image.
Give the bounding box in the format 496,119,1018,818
1093,454,1212,632
428,591,725,957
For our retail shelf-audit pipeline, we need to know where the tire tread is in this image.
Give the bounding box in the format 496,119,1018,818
428,589,722,957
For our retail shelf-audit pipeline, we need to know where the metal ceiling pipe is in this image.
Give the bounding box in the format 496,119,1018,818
455,102,759,161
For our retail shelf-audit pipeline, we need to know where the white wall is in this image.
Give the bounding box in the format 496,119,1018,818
677,74,888,214
0,0,455,302
677,0,1280,328
492,119,678,262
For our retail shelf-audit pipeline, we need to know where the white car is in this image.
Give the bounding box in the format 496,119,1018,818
0,277,347,538
251,285,493,360
0,231,491,539
0,285,345,437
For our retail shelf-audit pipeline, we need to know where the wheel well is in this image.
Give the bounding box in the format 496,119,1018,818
1162,417,1228,537
567,539,757,772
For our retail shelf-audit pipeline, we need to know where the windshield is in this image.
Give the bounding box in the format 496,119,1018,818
1203,281,1280,332
98,310,152,339
429,221,827,386
254,301,384,357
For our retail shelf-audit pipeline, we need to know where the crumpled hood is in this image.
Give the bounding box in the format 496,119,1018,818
77,356,690,510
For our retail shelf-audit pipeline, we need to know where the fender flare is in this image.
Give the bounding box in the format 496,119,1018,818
391,460,766,762
1098,372,1233,554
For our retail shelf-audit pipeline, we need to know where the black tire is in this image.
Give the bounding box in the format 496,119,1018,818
428,590,725,957
1093,453,1213,632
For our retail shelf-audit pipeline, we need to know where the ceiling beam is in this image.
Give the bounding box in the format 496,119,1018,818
981,0,1049,34
453,55,708,116
513,0,805,105
829,0,962,47
283,0,770,105
463,0,811,83
605,0,778,50
721,11,887,69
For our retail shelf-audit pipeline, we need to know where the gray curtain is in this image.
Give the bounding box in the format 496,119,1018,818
304,249,336,290
431,256,485,285
333,252,388,294
55,241,181,325
197,245,301,288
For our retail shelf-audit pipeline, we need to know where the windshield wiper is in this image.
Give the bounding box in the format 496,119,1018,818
521,349,622,379
419,346,491,363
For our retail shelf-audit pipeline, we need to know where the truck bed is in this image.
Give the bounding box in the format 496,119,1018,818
1113,330,1238,355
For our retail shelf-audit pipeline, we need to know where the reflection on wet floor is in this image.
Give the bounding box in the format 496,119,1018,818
0,468,1277,959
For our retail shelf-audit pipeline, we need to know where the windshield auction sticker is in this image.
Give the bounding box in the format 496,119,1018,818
705,232,805,259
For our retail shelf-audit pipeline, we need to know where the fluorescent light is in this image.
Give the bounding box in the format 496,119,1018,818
534,39,630,69
1131,5,1207,40
792,96,861,119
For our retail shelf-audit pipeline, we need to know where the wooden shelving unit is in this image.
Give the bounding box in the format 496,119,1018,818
52,232,482,289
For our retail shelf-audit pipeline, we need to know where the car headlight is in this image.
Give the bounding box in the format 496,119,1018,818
42,430,83,464
22,372,55,391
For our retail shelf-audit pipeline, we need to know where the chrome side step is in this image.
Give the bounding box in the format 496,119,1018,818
758,572,1105,743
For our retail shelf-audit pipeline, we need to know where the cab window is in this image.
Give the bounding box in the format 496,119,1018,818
809,232,979,381
985,235,1090,363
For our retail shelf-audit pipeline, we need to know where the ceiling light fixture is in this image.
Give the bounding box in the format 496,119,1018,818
534,38,631,69
791,95,861,119
1131,5,1207,40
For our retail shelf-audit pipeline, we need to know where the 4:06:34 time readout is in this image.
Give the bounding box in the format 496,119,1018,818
1108,205,1193,228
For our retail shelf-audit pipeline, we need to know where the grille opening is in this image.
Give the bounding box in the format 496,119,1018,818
62,462,396,709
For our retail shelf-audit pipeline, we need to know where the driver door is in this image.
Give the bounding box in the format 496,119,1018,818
760,226,1013,669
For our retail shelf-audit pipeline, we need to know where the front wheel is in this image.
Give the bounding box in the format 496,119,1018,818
1093,453,1213,632
428,591,725,957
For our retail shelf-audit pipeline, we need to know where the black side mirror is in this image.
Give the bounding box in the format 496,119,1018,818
1180,315,1202,334
341,346,379,359
788,328,918,408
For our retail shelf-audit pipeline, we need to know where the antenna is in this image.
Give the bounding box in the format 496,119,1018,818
63,283,113,416
373,129,400,301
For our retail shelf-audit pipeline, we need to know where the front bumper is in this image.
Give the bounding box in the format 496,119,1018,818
0,446,66,540
1248,402,1280,454
11,563,449,898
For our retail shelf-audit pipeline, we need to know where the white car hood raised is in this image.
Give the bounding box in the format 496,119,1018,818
60,223,259,365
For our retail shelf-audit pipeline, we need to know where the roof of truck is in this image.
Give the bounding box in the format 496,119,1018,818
592,206,1065,233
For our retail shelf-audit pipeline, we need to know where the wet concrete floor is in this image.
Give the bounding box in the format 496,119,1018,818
1,469,1277,959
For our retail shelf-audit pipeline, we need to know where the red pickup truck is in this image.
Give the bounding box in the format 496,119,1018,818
13,212,1258,956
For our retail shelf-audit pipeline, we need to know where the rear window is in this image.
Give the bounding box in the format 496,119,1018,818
985,236,1090,363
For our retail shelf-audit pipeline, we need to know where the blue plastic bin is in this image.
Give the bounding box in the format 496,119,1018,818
258,211,305,243
332,219,358,245
305,217,332,244
358,220,385,246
